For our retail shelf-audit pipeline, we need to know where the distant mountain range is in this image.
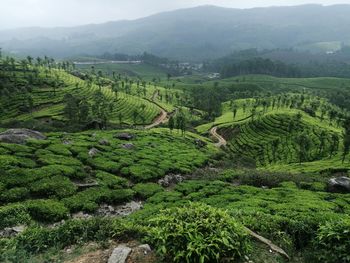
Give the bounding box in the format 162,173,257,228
1,4,350,61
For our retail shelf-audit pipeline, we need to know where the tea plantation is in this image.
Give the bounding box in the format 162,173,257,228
1,57,350,263
0,129,216,228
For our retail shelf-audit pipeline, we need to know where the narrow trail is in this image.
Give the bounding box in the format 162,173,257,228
144,90,168,129
145,108,168,129
210,126,227,147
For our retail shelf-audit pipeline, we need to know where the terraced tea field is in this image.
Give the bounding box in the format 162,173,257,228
0,68,162,125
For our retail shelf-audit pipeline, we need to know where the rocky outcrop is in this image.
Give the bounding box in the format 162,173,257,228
0,129,46,144
97,201,143,217
158,174,184,187
0,225,26,238
327,177,350,193
115,133,135,141
121,143,135,150
99,139,110,146
88,147,100,157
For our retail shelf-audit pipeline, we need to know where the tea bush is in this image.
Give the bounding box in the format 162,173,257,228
146,202,250,263
133,183,164,199
25,200,69,222
313,218,350,263
0,204,31,228
29,175,77,199
95,171,129,189
0,187,30,203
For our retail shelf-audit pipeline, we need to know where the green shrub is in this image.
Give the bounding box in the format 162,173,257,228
25,200,68,223
0,204,31,228
30,175,77,199
219,169,299,188
45,144,72,156
14,217,144,254
0,187,29,203
62,187,134,213
133,183,163,199
95,171,129,189
313,218,350,263
146,202,250,263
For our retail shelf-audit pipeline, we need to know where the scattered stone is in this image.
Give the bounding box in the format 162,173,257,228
62,139,72,145
97,201,143,217
72,211,92,220
158,174,184,187
0,225,26,238
115,133,134,141
89,147,100,157
0,129,46,144
327,177,350,193
99,138,110,146
121,143,135,150
108,245,132,263
194,138,207,148
138,244,152,254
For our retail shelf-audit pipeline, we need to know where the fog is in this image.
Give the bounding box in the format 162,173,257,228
1,0,350,30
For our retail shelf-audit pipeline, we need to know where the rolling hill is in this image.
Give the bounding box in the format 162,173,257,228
2,4,350,60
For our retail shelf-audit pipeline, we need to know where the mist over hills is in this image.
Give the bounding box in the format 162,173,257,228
1,4,350,60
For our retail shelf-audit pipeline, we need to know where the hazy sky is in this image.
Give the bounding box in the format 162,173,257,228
1,0,350,30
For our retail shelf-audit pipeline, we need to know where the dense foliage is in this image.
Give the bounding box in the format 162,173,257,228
146,202,250,263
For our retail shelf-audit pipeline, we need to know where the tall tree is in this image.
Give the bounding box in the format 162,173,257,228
168,116,175,133
342,118,350,163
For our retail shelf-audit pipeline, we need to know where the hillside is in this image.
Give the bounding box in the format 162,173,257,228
2,4,350,60
0,59,165,129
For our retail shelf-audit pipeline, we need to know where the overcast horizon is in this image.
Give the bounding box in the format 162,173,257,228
1,0,350,30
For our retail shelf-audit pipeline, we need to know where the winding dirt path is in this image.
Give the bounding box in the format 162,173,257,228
144,90,168,129
145,108,168,129
210,126,227,147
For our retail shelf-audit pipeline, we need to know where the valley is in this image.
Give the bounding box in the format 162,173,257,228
1,3,350,263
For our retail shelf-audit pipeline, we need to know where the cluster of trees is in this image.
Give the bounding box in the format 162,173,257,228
168,112,187,135
205,48,350,79
63,91,114,129
220,58,302,78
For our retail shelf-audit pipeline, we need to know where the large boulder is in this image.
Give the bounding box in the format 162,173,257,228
0,129,46,144
327,177,350,193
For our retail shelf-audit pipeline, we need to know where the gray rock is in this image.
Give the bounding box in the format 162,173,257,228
138,244,152,253
158,174,184,187
72,211,92,220
115,133,134,141
62,139,72,145
0,129,46,144
327,177,350,193
97,201,143,217
88,147,100,157
99,139,110,146
121,143,135,150
108,245,132,263
0,225,26,238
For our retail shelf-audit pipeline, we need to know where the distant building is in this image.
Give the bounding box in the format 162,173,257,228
208,73,221,79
